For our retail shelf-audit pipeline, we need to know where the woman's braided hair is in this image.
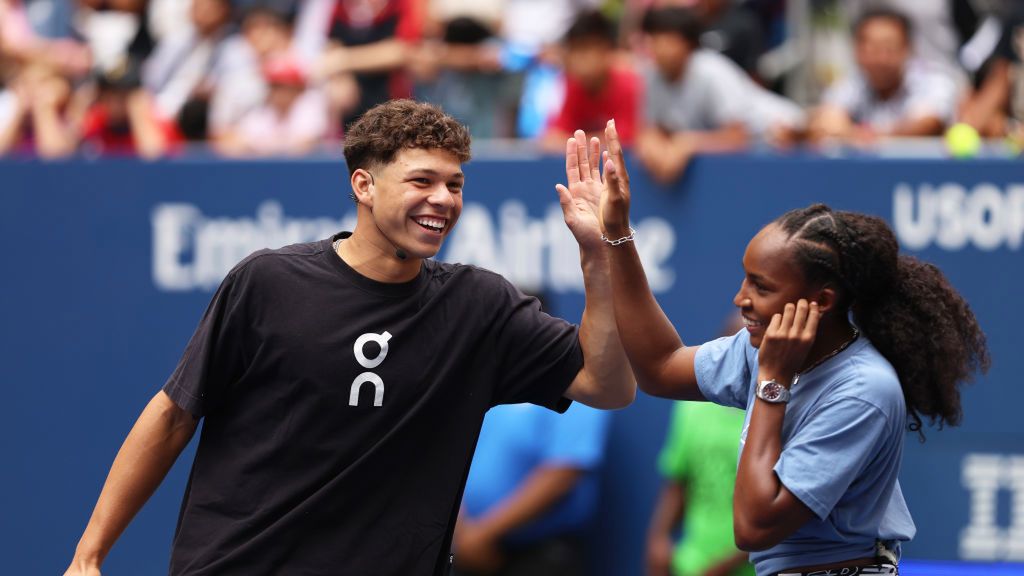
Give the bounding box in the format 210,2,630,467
776,204,990,436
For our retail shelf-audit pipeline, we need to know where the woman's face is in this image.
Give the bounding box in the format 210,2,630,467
732,224,821,348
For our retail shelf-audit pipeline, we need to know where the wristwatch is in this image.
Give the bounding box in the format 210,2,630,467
756,379,791,403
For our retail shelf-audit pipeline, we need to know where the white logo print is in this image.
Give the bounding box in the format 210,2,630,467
350,331,392,407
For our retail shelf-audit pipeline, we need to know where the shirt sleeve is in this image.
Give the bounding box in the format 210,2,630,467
541,403,611,469
774,396,893,520
904,70,957,124
489,276,582,413
821,79,860,112
642,67,661,127
657,402,691,479
162,266,252,417
694,330,753,409
703,56,750,127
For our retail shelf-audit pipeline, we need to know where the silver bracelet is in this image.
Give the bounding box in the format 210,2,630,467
601,227,637,246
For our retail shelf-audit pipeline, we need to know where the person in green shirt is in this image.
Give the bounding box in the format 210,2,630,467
647,399,754,576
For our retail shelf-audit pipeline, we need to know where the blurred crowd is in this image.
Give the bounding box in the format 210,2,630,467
1,0,1023,175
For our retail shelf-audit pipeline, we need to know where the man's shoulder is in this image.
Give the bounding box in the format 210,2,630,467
229,239,326,280
691,49,741,75
425,259,509,289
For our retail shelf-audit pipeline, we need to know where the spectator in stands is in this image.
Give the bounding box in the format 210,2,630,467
541,10,640,152
646,315,753,576
214,55,329,156
0,0,90,77
314,0,422,125
809,8,957,145
142,0,236,125
650,0,765,76
0,63,79,157
648,401,753,576
960,7,1024,142
79,57,178,157
636,6,801,184
845,0,977,90
412,15,510,138
75,0,151,75
209,1,297,138
454,294,611,576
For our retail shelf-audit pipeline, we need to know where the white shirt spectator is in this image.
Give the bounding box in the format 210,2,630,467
234,89,328,155
502,0,602,51
822,62,957,132
846,0,966,89
143,29,240,120
645,49,804,136
208,38,267,135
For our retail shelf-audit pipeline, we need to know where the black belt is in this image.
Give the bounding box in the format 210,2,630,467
776,564,897,576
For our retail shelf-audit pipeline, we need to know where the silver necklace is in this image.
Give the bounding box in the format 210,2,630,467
792,328,860,386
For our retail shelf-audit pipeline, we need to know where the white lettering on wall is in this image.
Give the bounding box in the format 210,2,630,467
152,201,353,291
960,453,1024,560
153,200,677,293
443,200,676,293
893,183,1024,251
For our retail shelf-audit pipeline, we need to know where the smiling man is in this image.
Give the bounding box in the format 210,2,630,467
63,100,634,576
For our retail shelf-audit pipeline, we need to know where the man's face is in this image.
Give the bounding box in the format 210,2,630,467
564,38,614,90
647,32,692,80
192,0,230,36
243,12,291,58
855,17,909,95
362,148,465,260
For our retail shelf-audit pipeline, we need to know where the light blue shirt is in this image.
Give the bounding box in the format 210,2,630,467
695,330,916,576
462,402,610,544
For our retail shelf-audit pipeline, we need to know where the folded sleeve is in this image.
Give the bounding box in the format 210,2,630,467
694,331,753,409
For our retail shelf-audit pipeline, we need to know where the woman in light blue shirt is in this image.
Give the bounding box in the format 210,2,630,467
581,122,989,575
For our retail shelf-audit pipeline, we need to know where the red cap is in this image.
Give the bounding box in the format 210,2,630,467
263,56,307,86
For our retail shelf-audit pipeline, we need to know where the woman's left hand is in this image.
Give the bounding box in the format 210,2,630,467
757,299,821,385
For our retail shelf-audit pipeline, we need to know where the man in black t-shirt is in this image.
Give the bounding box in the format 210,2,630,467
63,100,636,576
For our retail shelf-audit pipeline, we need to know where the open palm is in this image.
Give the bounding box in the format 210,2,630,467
556,129,607,250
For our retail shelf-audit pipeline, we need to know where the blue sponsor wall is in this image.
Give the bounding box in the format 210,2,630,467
1,154,1021,574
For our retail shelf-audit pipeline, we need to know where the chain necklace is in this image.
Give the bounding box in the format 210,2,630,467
792,327,860,386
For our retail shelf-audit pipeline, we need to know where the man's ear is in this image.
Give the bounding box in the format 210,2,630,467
351,169,374,208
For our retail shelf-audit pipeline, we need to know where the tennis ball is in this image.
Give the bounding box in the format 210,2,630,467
945,123,981,159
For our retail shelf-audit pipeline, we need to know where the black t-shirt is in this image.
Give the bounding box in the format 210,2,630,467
162,233,582,576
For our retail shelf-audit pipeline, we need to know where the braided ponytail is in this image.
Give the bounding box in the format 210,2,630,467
776,204,990,435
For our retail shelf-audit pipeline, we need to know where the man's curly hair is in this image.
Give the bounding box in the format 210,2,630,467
343,100,471,201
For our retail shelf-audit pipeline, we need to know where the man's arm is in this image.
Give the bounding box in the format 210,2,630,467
64,391,198,575
319,39,410,77
961,58,1010,135
555,128,636,409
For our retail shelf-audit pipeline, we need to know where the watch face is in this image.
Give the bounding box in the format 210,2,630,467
763,382,783,400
